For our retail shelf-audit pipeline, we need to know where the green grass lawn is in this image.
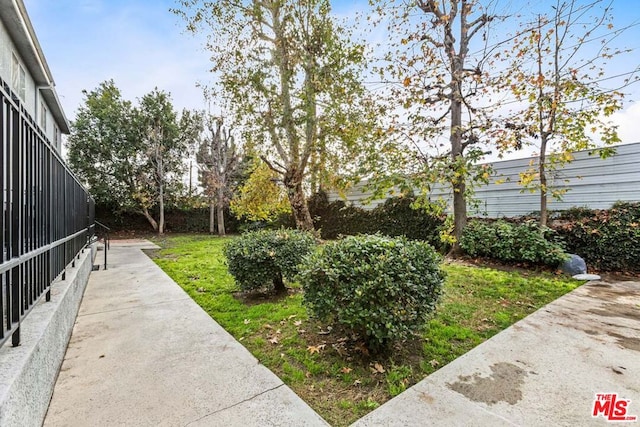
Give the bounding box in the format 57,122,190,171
148,234,581,426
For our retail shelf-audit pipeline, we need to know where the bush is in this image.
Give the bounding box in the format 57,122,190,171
553,202,640,272
460,220,568,267
95,204,245,234
224,229,316,293
298,234,445,353
308,191,445,249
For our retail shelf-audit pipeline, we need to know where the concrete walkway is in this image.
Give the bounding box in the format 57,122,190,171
44,240,328,427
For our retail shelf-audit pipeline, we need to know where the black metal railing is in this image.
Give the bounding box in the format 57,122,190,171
94,220,110,270
1,78,94,348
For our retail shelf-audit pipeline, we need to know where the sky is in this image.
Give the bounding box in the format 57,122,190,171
22,0,640,147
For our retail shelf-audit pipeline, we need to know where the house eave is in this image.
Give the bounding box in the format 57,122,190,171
0,0,70,134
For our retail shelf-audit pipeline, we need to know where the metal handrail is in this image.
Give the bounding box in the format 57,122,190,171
0,229,87,275
94,221,111,270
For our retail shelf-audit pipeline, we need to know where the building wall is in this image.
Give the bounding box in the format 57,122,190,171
328,142,640,217
0,18,60,150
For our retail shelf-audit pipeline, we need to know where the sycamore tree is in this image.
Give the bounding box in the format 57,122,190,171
498,0,634,227
373,0,500,255
196,116,242,235
174,0,380,231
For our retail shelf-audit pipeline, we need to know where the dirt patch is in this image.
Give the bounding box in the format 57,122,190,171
447,362,527,405
598,272,640,282
607,332,640,352
233,287,301,306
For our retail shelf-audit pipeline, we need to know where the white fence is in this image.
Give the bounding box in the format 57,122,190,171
328,142,640,217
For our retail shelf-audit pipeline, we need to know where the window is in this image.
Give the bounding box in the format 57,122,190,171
11,53,26,100
54,124,60,150
40,102,48,131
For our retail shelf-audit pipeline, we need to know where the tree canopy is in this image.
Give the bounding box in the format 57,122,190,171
67,80,199,232
174,0,382,230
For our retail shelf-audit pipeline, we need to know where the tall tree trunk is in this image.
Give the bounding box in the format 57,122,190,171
209,201,215,234
216,189,226,236
273,272,286,294
537,16,549,229
284,170,313,231
449,95,467,257
141,207,158,231
539,136,548,227
157,151,165,235
158,181,165,235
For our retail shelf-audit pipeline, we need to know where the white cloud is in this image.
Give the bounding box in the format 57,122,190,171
611,102,640,145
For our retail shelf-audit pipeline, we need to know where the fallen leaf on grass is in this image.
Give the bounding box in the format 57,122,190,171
341,367,353,374
268,337,279,344
243,319,251,325
288,314,297,320
294,320,303,326
429,359,440,368
307,344,326,354
370,363,385,374
318,326,333,335
353,379,362,386
355,342,370,356
333,343,348,357
275,329,281,335
263,324,273,330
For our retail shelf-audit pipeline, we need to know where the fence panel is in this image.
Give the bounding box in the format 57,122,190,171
328,143,640,217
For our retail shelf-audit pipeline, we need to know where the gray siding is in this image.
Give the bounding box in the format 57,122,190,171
328,142,640,217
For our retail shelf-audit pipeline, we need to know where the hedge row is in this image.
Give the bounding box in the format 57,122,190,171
308,192,445,249
552,202,640,272
94,192,445,243
96,196,640,272
94,205,245,234
460,220,568,267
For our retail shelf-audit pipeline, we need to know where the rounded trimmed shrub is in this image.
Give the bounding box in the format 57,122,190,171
224,229,316,293
460,219,568,267
297,234,445,352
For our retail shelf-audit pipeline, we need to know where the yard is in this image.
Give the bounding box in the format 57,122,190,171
149,234,581,426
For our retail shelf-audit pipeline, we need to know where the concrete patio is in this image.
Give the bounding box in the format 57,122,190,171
43,239,640,427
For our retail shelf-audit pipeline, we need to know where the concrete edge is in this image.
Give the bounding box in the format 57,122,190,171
0,244,95,427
